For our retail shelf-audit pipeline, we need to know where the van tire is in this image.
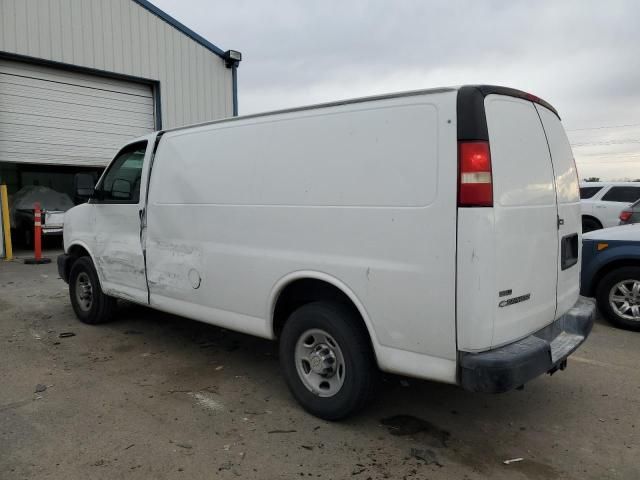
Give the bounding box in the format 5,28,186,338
69,256,116,325
582,216,602,233
596,267,640,331
279,301,377,420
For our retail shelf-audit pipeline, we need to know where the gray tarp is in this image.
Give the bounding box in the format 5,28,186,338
10,186,74,228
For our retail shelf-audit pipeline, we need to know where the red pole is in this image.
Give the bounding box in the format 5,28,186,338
24,201,50,265
34,202,42,261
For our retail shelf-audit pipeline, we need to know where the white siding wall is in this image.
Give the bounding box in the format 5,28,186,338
0,0,234,129
0,58,156,166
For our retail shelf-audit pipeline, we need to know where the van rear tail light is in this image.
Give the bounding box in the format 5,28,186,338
458,141,493,207
620,210,632,222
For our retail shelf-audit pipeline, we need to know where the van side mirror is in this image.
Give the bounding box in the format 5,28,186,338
111,178,132,200
74,173,95,203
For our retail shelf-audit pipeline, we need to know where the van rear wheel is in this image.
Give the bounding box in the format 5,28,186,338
279,301,377,420
596,267,640,331
69,256,116,325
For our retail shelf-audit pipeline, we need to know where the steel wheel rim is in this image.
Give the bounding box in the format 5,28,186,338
609,279,640,322
294,328,346,397
75,272,93,312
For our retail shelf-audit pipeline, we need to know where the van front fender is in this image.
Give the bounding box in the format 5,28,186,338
63,241,107,292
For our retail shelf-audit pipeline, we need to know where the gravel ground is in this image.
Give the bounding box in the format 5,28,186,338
1,250,639,479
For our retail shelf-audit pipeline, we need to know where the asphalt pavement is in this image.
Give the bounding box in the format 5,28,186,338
1,251,638,479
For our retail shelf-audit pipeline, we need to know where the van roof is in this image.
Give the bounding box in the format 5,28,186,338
456,85,559,143
162,85,558,135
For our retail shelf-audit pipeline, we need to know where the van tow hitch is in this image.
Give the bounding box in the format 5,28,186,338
548,359,568,376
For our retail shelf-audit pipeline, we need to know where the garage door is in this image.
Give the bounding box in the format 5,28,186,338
0,59,155,167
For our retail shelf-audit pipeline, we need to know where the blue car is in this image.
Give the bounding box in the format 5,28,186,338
581,224,640,330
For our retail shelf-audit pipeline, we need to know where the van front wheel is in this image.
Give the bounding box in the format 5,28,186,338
279,301,377,420
69,256,116,325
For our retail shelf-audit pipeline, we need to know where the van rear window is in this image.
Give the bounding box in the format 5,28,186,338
580,186,602,199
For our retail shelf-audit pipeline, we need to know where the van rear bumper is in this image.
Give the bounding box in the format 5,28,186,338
459,296,596,393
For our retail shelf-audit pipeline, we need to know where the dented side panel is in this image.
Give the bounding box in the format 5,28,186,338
93,204,147,302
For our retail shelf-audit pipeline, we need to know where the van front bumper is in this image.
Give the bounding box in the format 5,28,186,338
57,253,72,283
459,296,596,393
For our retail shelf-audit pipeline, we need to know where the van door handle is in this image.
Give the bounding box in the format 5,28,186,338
557,216,564,229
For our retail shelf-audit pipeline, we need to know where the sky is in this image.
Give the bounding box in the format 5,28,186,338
152,0,640,181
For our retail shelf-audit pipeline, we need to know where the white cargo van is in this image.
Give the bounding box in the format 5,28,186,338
59,85,595,419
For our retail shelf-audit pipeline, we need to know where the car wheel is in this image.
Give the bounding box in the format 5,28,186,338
69,256,116,324
596,266,640,331
279,301,378,420
582,217,602,233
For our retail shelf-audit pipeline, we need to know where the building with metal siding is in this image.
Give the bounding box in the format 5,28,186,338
0,0,239,194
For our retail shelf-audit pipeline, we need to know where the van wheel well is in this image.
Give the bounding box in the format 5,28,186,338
590,258,640,296
65,245,90,280
273,279,370,343
68,245,90,258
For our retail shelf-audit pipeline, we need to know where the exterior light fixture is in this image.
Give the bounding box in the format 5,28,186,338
224,50,242,68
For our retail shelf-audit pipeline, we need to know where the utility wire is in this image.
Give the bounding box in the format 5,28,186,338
567,122,640,132
571,139,640,147
580,151,640,158
576,158,640,164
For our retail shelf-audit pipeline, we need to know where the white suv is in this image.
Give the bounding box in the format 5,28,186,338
580,182,640,232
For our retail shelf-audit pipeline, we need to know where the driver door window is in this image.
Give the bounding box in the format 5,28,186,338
96,141,147,203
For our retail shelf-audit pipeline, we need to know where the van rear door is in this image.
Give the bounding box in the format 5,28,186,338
484,94,559,347
535,105,581,316
457,89,582,351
